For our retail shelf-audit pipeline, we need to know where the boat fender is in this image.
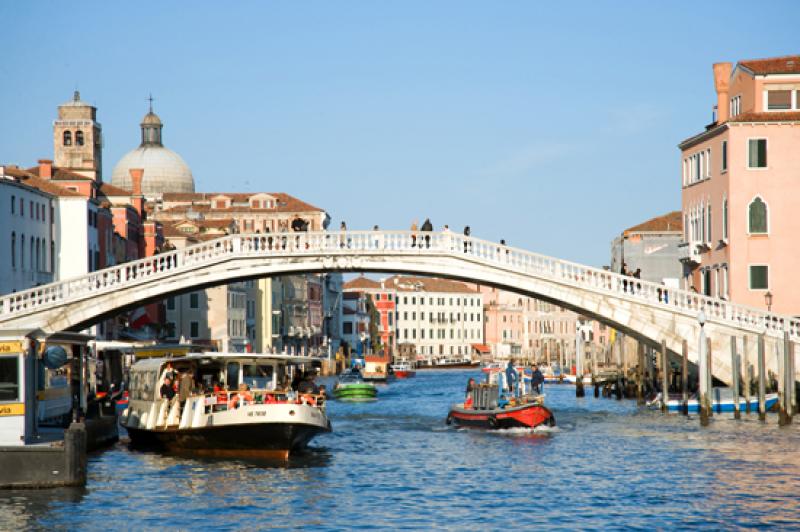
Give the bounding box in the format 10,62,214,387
488,414,498,428
446,413,454,425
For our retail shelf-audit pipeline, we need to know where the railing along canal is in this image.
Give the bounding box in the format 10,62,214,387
0,230,797,339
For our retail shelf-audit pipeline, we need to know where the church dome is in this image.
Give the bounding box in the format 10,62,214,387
110,104,195,196
111,146,194,195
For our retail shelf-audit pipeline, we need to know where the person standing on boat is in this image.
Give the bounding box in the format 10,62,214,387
179,371,194,407
505,359,519,398
160,376,176,401
530,364,545,396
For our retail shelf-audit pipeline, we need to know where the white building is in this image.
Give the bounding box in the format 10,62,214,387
0,168,56,295
390,276,484,365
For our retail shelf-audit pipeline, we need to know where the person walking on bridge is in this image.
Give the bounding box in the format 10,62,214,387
463,226,471,253
421,218,433,248
410,220,418,247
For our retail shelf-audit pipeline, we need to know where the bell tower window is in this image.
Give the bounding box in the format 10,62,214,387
63,131,72,146
76,130,84,146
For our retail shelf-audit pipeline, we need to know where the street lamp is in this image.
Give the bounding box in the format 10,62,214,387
765,291,773,312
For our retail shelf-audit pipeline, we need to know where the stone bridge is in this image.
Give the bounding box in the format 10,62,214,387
1,231,798,384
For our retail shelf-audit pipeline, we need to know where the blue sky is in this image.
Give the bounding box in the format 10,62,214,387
2,1,798,266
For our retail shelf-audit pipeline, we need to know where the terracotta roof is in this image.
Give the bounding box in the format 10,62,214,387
26,165,94,181
624,211,682,234
729,111,800,123
739,55,800,75
160,192,323,212
3,166,84,197
385,275,478,294
98,182,132,196
343,276,382,290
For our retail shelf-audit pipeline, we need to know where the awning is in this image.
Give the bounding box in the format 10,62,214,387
471,344,491,354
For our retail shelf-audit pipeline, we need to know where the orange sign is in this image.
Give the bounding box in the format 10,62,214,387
0,403,24,416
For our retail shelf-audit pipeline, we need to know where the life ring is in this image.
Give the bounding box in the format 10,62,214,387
488,415,498,428
446,413,454,425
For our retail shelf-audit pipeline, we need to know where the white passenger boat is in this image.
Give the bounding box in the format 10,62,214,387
120,353,331,460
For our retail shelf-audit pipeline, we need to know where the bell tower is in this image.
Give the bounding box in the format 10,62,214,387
53,90,103,182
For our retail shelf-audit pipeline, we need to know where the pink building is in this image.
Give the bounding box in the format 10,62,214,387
679,55,800,315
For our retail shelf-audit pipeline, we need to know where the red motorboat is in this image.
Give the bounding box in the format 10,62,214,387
390,363,416,379
447,398,555,429
447,370,555,430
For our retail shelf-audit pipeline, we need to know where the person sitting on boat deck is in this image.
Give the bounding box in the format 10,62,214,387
298,372,319,394
160,376,176,401
505,359,519,398
464,378,476,408
530,364,545,396
230,383,254,408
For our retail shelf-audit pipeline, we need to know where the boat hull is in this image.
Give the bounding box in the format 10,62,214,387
447,402,555,430
664,393,779,414
393,370,416,379
333,383,377,402
123,421,331,460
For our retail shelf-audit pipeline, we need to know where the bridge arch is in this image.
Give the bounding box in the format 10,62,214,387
1,231,797,385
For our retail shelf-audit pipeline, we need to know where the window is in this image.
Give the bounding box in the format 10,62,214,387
190,321,199,338
767,90,791,110
721,141,727,171
10,195,14,215
343,322,353,335
76,130,84,146
749,265,769,290
11,232,15,268
29,201,33,219
722,197,728,240
63,131,72,146
167,297,175,310
189,293,199,309
748,139,767,168
707,204,712,243
748,197,768,234
0,356,20,401
730,95,741,117
20,234,24,269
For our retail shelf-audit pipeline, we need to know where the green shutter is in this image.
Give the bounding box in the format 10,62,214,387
750,266,768,290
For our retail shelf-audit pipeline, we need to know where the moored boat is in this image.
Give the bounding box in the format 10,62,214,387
333,370,378,402
649,389,780,414
390,363,416,379
120,353,331,460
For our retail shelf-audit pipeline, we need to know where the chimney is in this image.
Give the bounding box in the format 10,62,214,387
129,168,144,196
38,159,53,179
713,62,732,124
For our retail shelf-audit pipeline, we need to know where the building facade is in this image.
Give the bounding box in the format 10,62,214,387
678,56,800,315
610,211,683,287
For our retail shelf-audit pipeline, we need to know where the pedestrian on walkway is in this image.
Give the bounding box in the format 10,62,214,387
340,221,348,248
463,225,471,253
421,218,433,248
410,220,418,247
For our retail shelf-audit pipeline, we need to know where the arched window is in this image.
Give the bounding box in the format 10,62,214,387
748,197,768,234
20,234,25,269
30,238,35,272
35,239,40,272
63,131,72,146
11,232,15,268
75,130,84,146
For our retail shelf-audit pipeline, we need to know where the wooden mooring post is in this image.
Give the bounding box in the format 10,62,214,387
731,336,740,420
660,340,669,413
591,343,599,398
699,314,710,426
681,339,689,415
637,342,645,406
779,331,793,426
743,336,751,414
758,333,767,422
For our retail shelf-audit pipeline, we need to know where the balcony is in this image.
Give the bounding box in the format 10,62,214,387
677,241,701,265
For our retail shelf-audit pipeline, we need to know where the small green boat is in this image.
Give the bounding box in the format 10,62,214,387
333,370,378,402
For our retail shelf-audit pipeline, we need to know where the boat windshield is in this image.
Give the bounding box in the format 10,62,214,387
338,371,363,383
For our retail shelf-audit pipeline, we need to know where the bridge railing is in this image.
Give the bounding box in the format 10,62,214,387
0,230,798,339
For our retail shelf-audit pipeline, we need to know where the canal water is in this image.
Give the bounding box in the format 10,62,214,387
3,369,800,530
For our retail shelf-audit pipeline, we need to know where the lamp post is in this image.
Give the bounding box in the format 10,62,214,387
765,291,773,312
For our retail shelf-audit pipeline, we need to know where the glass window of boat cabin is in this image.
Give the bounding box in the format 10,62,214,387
0,354,20,402
243,362,275,390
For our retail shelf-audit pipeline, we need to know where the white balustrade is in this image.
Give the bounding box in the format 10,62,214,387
0,230,797,340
